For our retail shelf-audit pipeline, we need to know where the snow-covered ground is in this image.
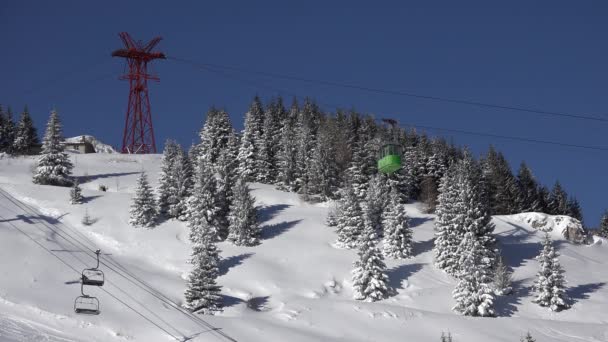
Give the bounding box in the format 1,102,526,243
0,154,607,342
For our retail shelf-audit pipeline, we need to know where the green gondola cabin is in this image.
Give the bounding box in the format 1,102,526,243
378,144,402,174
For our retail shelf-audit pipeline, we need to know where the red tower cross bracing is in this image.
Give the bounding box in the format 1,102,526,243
112,32,165,154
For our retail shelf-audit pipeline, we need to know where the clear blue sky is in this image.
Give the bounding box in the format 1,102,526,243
1,1,607,226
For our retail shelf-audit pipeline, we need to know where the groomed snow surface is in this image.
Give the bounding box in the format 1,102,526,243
0,154,607,342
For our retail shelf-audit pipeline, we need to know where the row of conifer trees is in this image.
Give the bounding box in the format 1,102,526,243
0,105,39,155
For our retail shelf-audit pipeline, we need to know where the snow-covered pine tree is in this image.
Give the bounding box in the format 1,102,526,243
237,97,265,181
12,106,38,155
185,160,222,242
382,188,413,259
536,185,551,214
1,107,16,154
481,147,522,215
197,107,236,170
307,117,341,200
168,148,193,221
520,332,536,342
434,164,462,276
32,110,73,186
334,182,365,249
516,162,540,212
215,147,237,240
599,211,608,238
183,220,222,315
227,177,260,246
352,215,391,302
452,231,495,317
532,233,569,311
258,97,285,184
440,332,453,342
70,179,83,204
548,181,569,216
567,197,583,222
158,140,180,216
129,172,158,228
493,254,513,295
82,207,93,226
276,99,299,191
364,174,388,237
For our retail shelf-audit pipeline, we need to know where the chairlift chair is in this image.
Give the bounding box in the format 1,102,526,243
81,249,104,286
74,294,100,315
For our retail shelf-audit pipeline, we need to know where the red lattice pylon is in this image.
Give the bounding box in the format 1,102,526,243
112,32,165,154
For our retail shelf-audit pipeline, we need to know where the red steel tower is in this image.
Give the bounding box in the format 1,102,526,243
112,32,165,154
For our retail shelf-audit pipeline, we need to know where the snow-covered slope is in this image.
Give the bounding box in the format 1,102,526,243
0,154,607,342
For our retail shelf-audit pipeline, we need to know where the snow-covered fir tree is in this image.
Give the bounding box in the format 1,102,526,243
482,147,522,215
237,96,265,181
258,97,286,183
12,106,38,155
276,99,299,191
516,162,540,212
382,188,413,259
363,174,388,237
334,183,365,249
70,179,83,204
352,216,391,302
452,231,495,317
567,197,583,223
532,233,569,312
158,140,180,216
197,107,236,170
521,332,536,342
185,161,222,242
183,220,222,315
0,107,16,154
493,254,513,295
599,211,608,239
548,181,569,216
167,148,193,220
307,118,341,200
227,177,260,246
440,332,453,342
433,164,461,275
215,148,237,240
32,110,73,186
129,172,158,228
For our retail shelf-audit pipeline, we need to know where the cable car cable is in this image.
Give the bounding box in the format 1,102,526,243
168,56,608,123
177,60,608,153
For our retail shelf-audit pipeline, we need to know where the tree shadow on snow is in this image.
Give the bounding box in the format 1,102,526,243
412,238,435,256
408,217,433,228
257,204,291,224
261,220,302,240
246,296,271,312
81,195,103,204
219,253,255,276
77,171,141,184
386,263,424,289
493,278,533,317
567,282,606,305
500,242,541,269
222,295,244,308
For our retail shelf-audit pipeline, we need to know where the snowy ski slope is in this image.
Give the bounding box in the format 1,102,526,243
0,153,607,342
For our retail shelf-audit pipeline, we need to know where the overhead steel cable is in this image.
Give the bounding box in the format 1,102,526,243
0,187,237,342
0,206,183,341
168,56,608,123
174,58,608,153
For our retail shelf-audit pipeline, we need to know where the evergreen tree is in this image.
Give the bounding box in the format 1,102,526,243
334,183,365,249
197,107,235,170
567,197,583,222
532,234,569,312
352,216,391,301
185,161,222,242
12,106,38,155
482,147,521,215
215,147,237,240
258,97,285,183
70,179,83,204
237,97,265,181
184,221,222,315
307,118,341,200
520,332,536,342
276,99,299,191
382,189,413,259
434,164,462,275
129,172,158,228
598,211,608,238
32,110,73,186
227,177,260,246
158,140,180,216
452,232,495,317
516,162,540,212
1,107,16,154
440,332,453,342
168,148,193,220
493,254,513,295
548,181,569,216
536,185,551,214
363,174,387,237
